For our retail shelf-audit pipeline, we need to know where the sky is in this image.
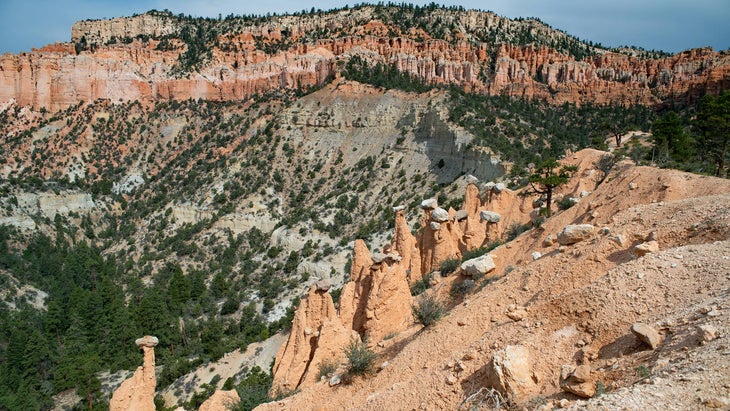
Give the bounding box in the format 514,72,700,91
0,0,728,55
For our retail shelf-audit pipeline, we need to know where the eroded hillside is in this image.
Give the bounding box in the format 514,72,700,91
256,150,730,411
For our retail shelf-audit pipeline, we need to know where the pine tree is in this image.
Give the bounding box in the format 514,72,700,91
527,158,578,217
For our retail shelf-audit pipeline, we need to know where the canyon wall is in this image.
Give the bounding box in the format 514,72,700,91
1,11,728,111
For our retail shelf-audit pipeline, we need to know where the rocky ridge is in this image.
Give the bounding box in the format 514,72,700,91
257,149,730,410
1,6,728,111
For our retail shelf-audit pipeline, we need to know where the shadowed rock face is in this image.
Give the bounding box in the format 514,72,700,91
110,336,158,411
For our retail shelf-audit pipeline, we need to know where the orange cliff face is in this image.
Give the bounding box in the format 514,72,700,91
1,12,729,111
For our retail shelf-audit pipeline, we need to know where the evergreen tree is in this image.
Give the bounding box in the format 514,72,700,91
527,158,578,217
694,91,730,176
652,111,692,163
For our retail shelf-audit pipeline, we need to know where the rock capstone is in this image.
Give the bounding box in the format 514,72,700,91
431,207,450,223
421,198,438,209
480,210,501,223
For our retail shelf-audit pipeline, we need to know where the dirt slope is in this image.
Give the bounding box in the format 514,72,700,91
256,151,730,410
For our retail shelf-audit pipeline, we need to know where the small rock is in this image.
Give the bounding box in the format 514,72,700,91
543,234,555,247
429,221,441,231
629,182,637,190
647,231,658,241
531,252,542,261
579,190,590,198
329,375,341,386
304,328,313,336
599,227,611,235
631,323,663,349
431,207,450,222
637,272,644,279
480,210,501,223
421,198,438,209
392,205,406,212
558,399,571,408
380,361,390,370
446,375,458,385
704,397,730,408
457,320,467,326
506,305,528,321
559,364,595,398
465,175,479,185
634,241,659,256
612,235,628,247
707,310,720,317
493,183,506,193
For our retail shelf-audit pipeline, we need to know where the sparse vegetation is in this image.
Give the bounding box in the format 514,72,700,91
412,294,445,327
439,258,461,275
344,338,376,376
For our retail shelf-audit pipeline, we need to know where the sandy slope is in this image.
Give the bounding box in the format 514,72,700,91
257,153,730,410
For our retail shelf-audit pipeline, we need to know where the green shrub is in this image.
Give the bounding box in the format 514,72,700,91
506,223,530,241
412,294,445,327
557,196,576,211
344,338,376,376
450,279,475,300
439,258,460,275
318,358,338,380
410,273,432,296
461,247,488,261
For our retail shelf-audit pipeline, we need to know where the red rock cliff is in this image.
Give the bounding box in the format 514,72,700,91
1,9,728,111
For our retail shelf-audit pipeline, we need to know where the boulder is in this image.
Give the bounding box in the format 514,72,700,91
421,198,438,209
485,345,537,401
392,205,406,212
431,207,450,222
199,390,240,411
531,252,542,261
429,221,441,231
560,364,595,398
465,175,479,185
480,210,501,223
557,224,595,245
460,254,496,277
493,183,506,193
631,323,663,349
634,241,659,256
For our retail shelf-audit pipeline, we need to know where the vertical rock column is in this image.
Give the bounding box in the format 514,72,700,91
110,335,159,411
